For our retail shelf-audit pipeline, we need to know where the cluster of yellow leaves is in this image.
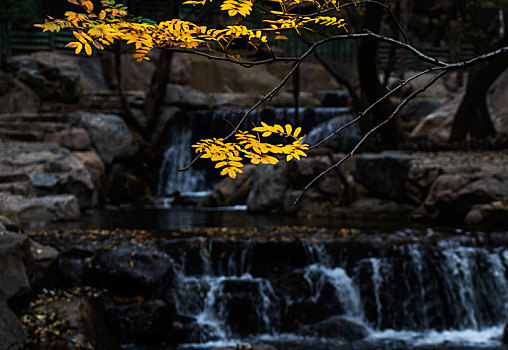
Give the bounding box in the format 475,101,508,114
36,0,348,61
192,123,309,179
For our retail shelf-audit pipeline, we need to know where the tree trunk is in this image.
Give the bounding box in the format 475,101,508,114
449,34,508,141
357,1,404,145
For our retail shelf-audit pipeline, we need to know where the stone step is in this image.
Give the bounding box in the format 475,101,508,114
0,128,44,142
0,113,71,123
0,121,70,133
0,173,35,197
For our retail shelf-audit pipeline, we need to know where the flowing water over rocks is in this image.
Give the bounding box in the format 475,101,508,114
23,226,508,350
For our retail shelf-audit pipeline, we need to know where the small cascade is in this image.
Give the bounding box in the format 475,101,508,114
304,113,360,151
158,107,351,195
164,233,508,349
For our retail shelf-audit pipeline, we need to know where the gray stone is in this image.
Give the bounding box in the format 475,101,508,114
0,194,80,224
465,201,508,228
487,67,508,134
0,231,30,300
44,127,91,150
73,151,104,184
247,162,288,213
424,172,508,220
0,72,39,113
410,92,464,142
164,84,212,108
354,152,413,202
71,112,136,164
7,52,82,102
0,300,25,350
201,165,256,207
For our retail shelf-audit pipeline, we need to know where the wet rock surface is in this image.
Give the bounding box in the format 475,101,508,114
14,227,508,349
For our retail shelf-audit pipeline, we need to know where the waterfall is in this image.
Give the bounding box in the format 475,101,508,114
165,234,508,349
157,107,351,196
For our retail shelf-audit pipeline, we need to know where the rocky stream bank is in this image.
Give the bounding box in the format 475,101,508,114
2,225,508,349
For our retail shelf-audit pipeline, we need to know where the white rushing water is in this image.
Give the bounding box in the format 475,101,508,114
170,238,508,350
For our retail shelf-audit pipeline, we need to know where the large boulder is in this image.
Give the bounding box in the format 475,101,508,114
71,112,136,164
0,194,80,224
164,84,212,108
296,316,369,341
0,231,30,300
247,163,288,213
0,72,39,113
409,92,464,142
200,165,256,207
7,52,82,102
0,300,25,350
43,127,91,151
488,67,508,134
73,151,104,185
465,201,508,228
424,172,508,221
30,151,95,208
354,152,413,202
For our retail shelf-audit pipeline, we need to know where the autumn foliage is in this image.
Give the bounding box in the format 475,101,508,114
36,0,349,177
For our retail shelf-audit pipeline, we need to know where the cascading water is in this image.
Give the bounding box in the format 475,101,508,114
157,107,354,196
166,233,508,349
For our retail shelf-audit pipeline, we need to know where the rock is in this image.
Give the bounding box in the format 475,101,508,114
487,67,508,134
247,163,288,213
31,152,95,208
410,92,464,142
296,316,369,341
0,72,39,113
0,172,34,197
354,152,413,202
44,127,91,150
313,90,349,107
201,165,256,206
219,279,278,336
164,84,212,108
268,92,320,107
71,112,136,164
0,300,25,350
0,194,80,224
101,52,155,91
104,164,145,204
7,52,82,102
169,53,191,85
0,215,19,232
398,98,445,131
150,106,181,145
283,189,325,215
85,247,173,296
111,299,176,343
28,294,121,350
209,92,260,108
0,231,30,300
343,198,415,220
30,240,59,269
73,151,104,184
216,346,278,350
465,201,508,228
424,172,508,221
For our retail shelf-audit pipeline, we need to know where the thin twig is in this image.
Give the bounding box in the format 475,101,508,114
293,70,448,205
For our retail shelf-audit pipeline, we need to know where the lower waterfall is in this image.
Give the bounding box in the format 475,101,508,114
165,232,508,349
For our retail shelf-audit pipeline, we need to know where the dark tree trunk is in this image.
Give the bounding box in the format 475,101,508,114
449,36,508,141
357,1,404,145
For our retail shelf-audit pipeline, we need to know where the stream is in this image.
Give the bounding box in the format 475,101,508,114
28,206,508,350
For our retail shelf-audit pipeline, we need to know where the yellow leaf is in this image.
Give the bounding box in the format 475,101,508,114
262,131,272,137
285,124,292,135
99,10,106,20
84,43,92,55
293,127,301,138
75,42,83,54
